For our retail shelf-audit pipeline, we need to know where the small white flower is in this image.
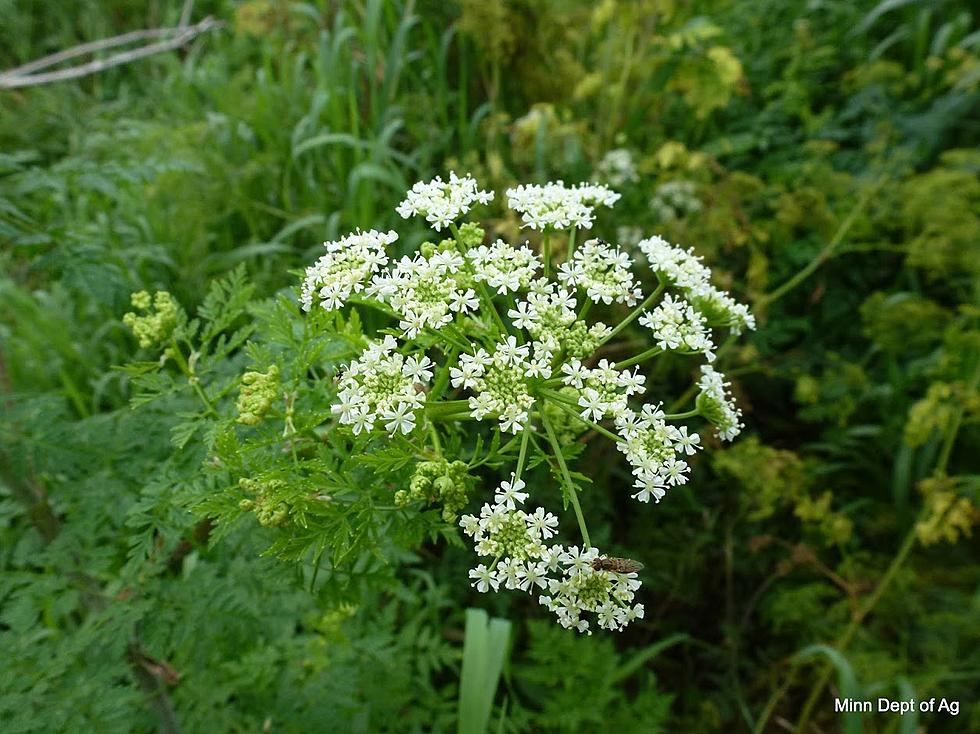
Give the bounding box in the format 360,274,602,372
495,476,529,509
508,301,538,330
382,402,417,435
673,426,701,455
527,507,560,539
578,388,608,422
402,355,434,383
469,564,499,593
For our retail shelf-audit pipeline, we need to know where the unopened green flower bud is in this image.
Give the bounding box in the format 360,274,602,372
123,290,178,349
455,222,485,250
236,366,280,426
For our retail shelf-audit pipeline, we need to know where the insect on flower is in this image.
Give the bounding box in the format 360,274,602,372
591,556,645,574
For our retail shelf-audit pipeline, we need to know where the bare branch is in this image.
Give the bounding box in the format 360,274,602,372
179,0,196,29
0,16,222,90
3,28,178,78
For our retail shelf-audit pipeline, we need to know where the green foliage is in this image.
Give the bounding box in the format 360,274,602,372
3,0,980,732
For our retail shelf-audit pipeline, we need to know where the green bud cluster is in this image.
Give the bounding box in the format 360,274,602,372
904,382,956,447
562,320,604,358
236,366,281,426
123,290,178,349
395,458,474,521
239,477,290,527
793,491,853,546
916,477,975,546
455,222,485,250
495,513,537,560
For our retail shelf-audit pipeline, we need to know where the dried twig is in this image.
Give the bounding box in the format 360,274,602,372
0,13,222,90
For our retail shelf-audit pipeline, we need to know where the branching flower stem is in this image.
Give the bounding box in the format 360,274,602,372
170,338,215,415
540,410,591,549
759,177,883,308
540,390,620,443
614,346,663,370
513,427,531,483
598,279,664,347
449,222,509,337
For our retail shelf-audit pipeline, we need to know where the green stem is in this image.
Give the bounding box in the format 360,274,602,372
426,399,470,415
760,179,882,308
566,228,577,260
542,390,620,443
428,421,442,456
170,339,215,415
785,355,980,734
476,281,509,337
614,346,663,370
542,232,551,277
540,411,591,548
429,346,457,401
430,410,476,423
598,280,664,347
513,427,531,482
665,408,699,420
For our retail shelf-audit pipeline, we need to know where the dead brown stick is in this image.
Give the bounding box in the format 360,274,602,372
0,15,222,90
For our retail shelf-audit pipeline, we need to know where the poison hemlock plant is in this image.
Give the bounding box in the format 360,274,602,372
122,173,755,635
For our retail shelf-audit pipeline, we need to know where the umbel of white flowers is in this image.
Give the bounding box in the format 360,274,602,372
299,172,754,633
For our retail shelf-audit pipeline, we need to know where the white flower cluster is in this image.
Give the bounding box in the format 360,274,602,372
614,405,702,503
560,358,646,422
516,280,611,357
332,336,431,436
369,249,476,338
506,181,620,231
451,337,552,433
396,171,494,230
469,239,541,293
596,148,639,188
539,546,644,633
650,180,702,222
638,235,756,334
639,293,715,360
461,480,644,633
558,238,642,306
696,365,744,441
300,229,397,312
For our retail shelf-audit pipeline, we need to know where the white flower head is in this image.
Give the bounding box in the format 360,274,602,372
331,337,427,436
696,365,744,441
300,229,397,312
396,172,494,231
506,181,620,231
558,238,642,306
596,149,639,188
638,293,715,360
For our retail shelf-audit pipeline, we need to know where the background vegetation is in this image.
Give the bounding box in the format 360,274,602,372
1,0,978,732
